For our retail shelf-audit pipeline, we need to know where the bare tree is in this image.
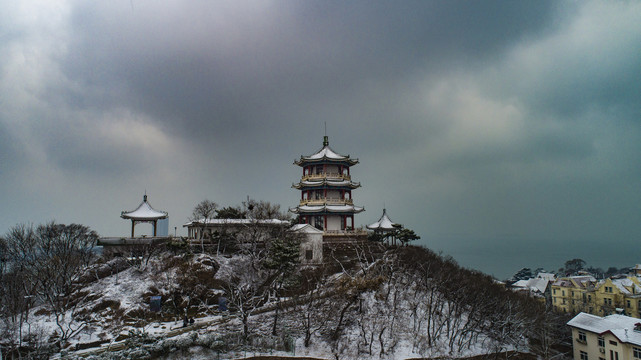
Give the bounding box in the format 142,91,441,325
190,199,218,253
1,222,98,346
243,198,288,220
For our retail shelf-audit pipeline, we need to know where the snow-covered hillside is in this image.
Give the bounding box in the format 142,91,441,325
2,245,561,359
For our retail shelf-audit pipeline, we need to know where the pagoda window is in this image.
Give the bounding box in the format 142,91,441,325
314,216,324,231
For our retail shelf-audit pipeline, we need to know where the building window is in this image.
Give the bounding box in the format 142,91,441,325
313,216,323,231
598,336,605,348
605,286,613,293
553,288,557,294
610,340,618,346
554,298,557,303
633,347,641,359
628,300,632,308
580,351,588,360
578,331,587,343
588,295,592,302
305,250,313,260
563,290,566,296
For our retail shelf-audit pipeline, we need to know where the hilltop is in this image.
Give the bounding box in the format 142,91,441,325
1,235,569,359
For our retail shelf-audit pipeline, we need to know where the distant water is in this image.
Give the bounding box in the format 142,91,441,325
421,236,638,280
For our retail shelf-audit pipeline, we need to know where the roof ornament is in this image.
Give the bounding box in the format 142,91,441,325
323,122,329,146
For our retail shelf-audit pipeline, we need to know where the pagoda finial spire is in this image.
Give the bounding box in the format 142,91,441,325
144,190,147,202
323,122,329,146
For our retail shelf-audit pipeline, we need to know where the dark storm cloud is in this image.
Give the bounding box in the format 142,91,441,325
59,1,557,145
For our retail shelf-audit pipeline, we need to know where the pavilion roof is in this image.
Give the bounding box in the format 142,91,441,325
367,208,398,231
121,194,168,220
289,204,364,214
292,179,361,189
294,136,358,166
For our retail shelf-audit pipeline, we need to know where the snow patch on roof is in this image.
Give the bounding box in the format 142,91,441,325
184,218,290,227
121,195,168,220
568,312,641,346
367,209,397,231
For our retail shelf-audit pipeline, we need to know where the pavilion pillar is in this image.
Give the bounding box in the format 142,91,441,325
153,220,157,237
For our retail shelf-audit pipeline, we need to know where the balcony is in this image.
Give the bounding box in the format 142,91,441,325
302,173,351,181
299,198,354,206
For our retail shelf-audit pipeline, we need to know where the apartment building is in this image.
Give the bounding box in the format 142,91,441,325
568,312,641,360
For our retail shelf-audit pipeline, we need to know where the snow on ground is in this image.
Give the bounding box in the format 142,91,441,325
6,251,528,359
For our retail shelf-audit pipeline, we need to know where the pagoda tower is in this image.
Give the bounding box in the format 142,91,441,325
290,136,364,234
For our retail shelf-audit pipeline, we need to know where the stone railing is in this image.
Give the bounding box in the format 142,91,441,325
301,173,351,181
299,198,353,206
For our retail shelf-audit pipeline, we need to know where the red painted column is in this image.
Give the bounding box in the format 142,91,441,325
324,215,327,231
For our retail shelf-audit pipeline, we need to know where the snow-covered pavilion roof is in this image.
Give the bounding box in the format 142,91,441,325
121,194,168,220
294,136,358,166
289,204,364,214
292,179,361,189
568,312,641,346
367,208,398,231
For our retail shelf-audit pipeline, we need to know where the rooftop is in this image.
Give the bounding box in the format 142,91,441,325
367,208,398,231
568,312,641,346
294,136,358,166
121,194,168,220
183,218,290,227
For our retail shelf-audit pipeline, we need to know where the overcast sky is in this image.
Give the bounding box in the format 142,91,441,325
1,0,640,278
